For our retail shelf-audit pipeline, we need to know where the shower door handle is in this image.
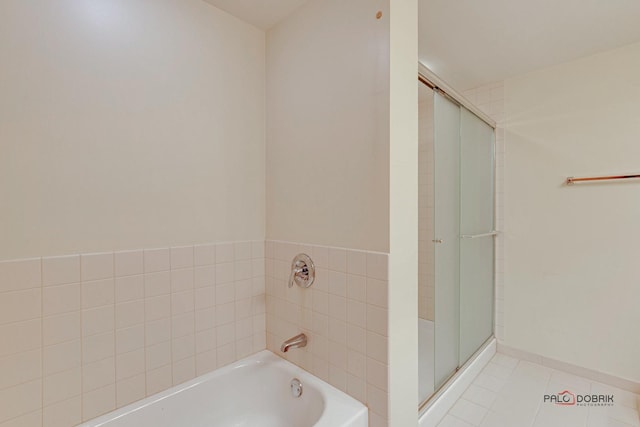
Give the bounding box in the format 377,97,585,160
432,239,443,244
460,231,498,239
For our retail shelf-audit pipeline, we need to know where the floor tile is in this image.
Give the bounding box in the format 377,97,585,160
482,361,515,381
437,353,640,427
463,384,498,409
449,399,488,426
474,373,507,393
439,414,475,427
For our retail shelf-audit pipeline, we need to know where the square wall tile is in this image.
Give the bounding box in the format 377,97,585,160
251,241,265,259
116,324,144,355
115,251,143,277
82,332,115,364
0,288,42,324
234,242,252,261
347,274,366,302
145,318,171,347
43,256,80,287
116,348,145,381
0,379,42,423
82,357,115,392
196,350,217,376
172,313,195,339
116,373,145,408
82,384,115,421
172,357,195,385
44,312,80,346
367,384,388,419
0,258,41,292
194,244,216,267
115,275,144,303
311,246,328,268
43,284,79,317
146,365,172,396
366,253,388,281
145,271,171,298
0,349,41,390
328,248,347,272
366,279,388,308
82,306,114,337
171,269,194,293
215,244,234,264
82,279,115,309
215,263,234,285
145,296,170,323
367,332,388,364
170,247,193,270
195,287,215,311
43,367,81,406
328,271,347,297
115,300,144,329
366,305,388,337
347,250,366,276
146,342,171,371
43,397,80,427
144,249,170,273
216,343,235,368
44,340,81,376
194,266,215,288
172,334,195,362
195,328,216,354
81,253,113,282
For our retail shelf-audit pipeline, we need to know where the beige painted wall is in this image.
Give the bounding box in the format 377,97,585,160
0,0,266,260
503,41,640,382
265,0,390,253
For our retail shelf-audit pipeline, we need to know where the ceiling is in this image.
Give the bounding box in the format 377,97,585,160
203,0,640,91
419,0,640,90
202,0,308,30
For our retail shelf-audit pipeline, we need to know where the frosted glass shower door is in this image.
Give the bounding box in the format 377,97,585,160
459,108,495,365
433,93,460,389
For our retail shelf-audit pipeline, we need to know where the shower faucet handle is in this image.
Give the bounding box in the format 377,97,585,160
288,254,315,288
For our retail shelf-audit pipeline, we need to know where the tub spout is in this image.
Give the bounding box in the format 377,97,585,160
281,333,307,353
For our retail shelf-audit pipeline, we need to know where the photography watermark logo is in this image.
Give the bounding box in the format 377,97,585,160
543,390,614,407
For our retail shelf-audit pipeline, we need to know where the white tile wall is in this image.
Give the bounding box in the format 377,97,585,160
265,240,390,426
463,82,505,342
0,240,265,426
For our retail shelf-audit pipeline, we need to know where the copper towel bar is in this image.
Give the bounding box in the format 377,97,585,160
566,174,640,185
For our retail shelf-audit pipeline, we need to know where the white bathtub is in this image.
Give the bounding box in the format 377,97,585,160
81,350,368,427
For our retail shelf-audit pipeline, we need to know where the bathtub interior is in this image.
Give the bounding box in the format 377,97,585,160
84,352,339,427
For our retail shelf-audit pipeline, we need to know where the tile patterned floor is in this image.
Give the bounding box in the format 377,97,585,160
437,354,640,427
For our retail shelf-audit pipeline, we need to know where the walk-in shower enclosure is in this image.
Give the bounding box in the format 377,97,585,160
418,69,496,407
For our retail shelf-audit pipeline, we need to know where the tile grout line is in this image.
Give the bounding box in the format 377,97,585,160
530,364,554,427
169,249,174,386
110,254,116,416
80,255,88,422
40,257,44,427
142,251,148,399
191,246,196,381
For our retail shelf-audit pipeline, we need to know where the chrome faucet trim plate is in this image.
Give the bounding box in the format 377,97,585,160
289,254,315,288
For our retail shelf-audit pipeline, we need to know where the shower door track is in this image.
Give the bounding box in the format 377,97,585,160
418,334,495,413
418,62,496,130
